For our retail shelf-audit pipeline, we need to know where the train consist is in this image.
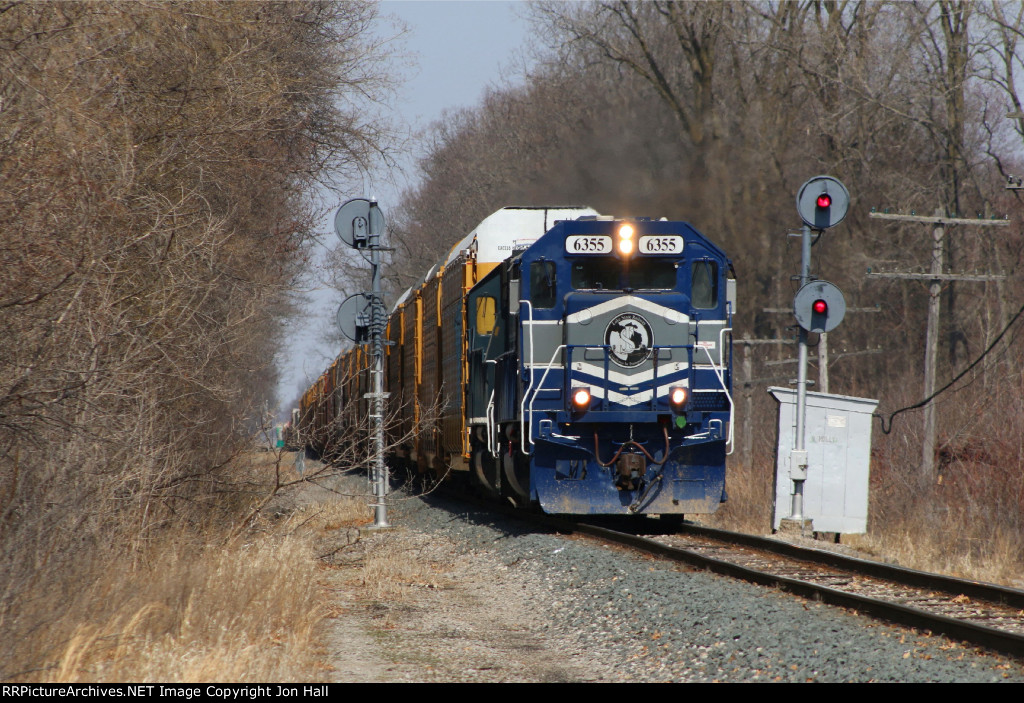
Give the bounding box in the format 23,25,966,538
297,206,735,516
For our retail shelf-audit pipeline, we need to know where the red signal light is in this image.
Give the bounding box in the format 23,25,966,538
813,299,828,315
816,193,832,208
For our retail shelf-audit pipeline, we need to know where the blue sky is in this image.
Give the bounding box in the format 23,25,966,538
277,1,532,411
373,0,532,203
386,1,529,121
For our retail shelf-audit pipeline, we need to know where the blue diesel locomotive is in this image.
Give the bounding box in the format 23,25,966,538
465,213,734,515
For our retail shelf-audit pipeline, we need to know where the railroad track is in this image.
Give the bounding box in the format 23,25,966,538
434,485,1024,658
555,518,1024,658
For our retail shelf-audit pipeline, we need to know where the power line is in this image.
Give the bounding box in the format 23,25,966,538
866,210,1008,475
875,293,1024,434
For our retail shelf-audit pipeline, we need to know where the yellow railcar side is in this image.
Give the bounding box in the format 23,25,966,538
401,291,422,462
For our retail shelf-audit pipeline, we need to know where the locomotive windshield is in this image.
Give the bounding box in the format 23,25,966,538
570,259,677,290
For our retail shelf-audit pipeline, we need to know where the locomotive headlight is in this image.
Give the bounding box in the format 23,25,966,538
669,386,688,410
572,387,592,410
617,223,635,256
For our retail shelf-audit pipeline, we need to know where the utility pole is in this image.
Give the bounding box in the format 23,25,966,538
867,210,1007,478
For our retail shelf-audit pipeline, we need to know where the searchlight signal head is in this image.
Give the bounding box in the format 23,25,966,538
796,176,849,230
793,281,846,333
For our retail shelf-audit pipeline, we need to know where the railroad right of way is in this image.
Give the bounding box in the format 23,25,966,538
380,486,1024,683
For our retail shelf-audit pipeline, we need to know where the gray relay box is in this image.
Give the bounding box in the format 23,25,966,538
768,388,879,534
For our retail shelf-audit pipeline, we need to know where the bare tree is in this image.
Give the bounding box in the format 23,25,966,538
0,0,397,677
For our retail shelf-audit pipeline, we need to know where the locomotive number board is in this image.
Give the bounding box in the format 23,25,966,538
638,235,684,254
564,234,685,254
565,235,612,254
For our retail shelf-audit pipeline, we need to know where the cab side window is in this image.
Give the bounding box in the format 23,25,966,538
530,261,557,309
691,261,718,309
475,295,496,335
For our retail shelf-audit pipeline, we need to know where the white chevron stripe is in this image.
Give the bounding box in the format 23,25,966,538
566,295,690,324
569,360,689,385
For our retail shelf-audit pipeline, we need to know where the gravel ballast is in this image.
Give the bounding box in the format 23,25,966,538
317,475,1024,683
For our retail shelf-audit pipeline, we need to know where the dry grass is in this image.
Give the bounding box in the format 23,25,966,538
857,398,1024,587
852,472,1024,587
704,455,776,534
843,521,1024,587
715,443,1024,588
5,453,376,684
42,536,321,683
356,534,453,602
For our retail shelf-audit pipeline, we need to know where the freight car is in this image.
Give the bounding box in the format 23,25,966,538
298,206,735,516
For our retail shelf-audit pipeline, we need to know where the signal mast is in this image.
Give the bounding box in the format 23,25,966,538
788,176,849,524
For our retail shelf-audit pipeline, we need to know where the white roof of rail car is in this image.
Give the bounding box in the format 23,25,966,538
390,286,413,313
443,206,599,267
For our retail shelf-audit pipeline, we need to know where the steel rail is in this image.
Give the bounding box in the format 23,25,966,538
563,520,1024,658
674,522,1024,608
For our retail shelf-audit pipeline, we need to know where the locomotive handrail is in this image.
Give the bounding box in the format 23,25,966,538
523,343,567,453
519,299,534,454
520,300,568,453
522,299,534,376
483,359,498,458
486,389,498,458
524,340,722,459
694,326,735,455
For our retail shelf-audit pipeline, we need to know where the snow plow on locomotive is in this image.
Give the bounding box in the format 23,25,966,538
297,206,734,516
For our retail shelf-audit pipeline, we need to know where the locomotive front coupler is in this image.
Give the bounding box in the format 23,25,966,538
592,425,671,491
614,452,645,491
592,425,670,467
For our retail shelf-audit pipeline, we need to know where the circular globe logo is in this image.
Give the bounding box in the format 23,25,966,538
605,313,654,368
